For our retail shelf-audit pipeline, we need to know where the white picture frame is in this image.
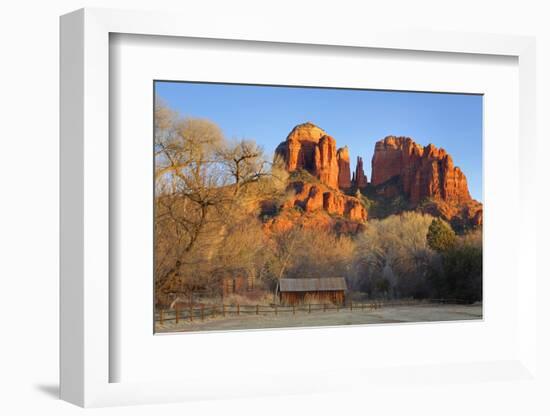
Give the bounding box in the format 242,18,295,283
60,7,538,408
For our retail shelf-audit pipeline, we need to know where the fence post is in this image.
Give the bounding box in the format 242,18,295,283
336,303,339,312
201,304,204,321
237,304,240,316
323,303,326,312
292,304,295,315
222,304,226,317
175,306,179,324
275,305,278,316
159,309,164,325
189,305,193,322
256,304,259,315
350,302,353,311
308,303,311,313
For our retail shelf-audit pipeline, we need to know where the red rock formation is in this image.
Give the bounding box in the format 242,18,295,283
345,200,367,222
420,199,483,229
322,185,367,222
371,136,471,205
336,147,351,190
282,181,367,223
275,123,341,190
286,137,304,172
282,181,314,210
472,209,483,227
304,185,324,212
263,179,368,235
275,122,327,172
263,208,366,235
352,156,368,190
314,135,339,189
323,191,346,215
273,127,481,231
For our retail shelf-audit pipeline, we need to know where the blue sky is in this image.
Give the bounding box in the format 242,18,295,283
155,81,483,201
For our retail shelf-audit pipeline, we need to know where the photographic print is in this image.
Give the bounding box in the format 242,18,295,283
154,82,483,333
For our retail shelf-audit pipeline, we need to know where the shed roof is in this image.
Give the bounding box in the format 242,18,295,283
278,277,347,292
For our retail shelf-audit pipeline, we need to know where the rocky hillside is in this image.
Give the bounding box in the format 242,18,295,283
268,123,367,234
268,122,482,233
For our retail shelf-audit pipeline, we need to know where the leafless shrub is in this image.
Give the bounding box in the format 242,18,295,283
352,212,436,298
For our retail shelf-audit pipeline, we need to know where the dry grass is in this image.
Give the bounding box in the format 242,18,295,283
221,291,275,306
156,303,482,333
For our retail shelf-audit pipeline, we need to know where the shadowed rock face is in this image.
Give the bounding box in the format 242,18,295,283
352,156,368,190
371,136,471,205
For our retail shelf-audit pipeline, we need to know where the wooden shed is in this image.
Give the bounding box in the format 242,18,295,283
276,277,347,306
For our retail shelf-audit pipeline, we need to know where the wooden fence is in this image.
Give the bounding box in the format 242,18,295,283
155,298,470,325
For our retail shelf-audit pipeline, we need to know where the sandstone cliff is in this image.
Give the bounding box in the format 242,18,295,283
270,124,481,233
370,136,481,227
272,123,367,234
275,122,340,190
276,122,327,172
315,135,339,189
336,146,351,190
371,136,471,204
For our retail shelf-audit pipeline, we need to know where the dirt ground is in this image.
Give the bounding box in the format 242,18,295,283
155,303,482,333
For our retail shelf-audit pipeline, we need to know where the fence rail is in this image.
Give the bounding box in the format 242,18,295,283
155,298,472,325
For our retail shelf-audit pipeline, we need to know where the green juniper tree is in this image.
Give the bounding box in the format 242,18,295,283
426,218,456,253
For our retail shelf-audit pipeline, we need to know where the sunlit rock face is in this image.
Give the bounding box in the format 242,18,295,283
371,136,471,204
273,124,481,232
282,181,367,223
275,122,327,172
336,146,351,190
370,135,481,227
275,122,340,190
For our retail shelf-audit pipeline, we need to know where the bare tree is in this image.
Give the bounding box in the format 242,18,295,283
352,211,435,298
264,225,354,286
216,140,270,196
154,101,282,304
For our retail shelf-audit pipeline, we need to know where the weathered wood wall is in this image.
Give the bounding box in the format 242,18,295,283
279,290,345,306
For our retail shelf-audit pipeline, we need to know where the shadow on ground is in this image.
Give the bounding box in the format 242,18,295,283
34,383,59,399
